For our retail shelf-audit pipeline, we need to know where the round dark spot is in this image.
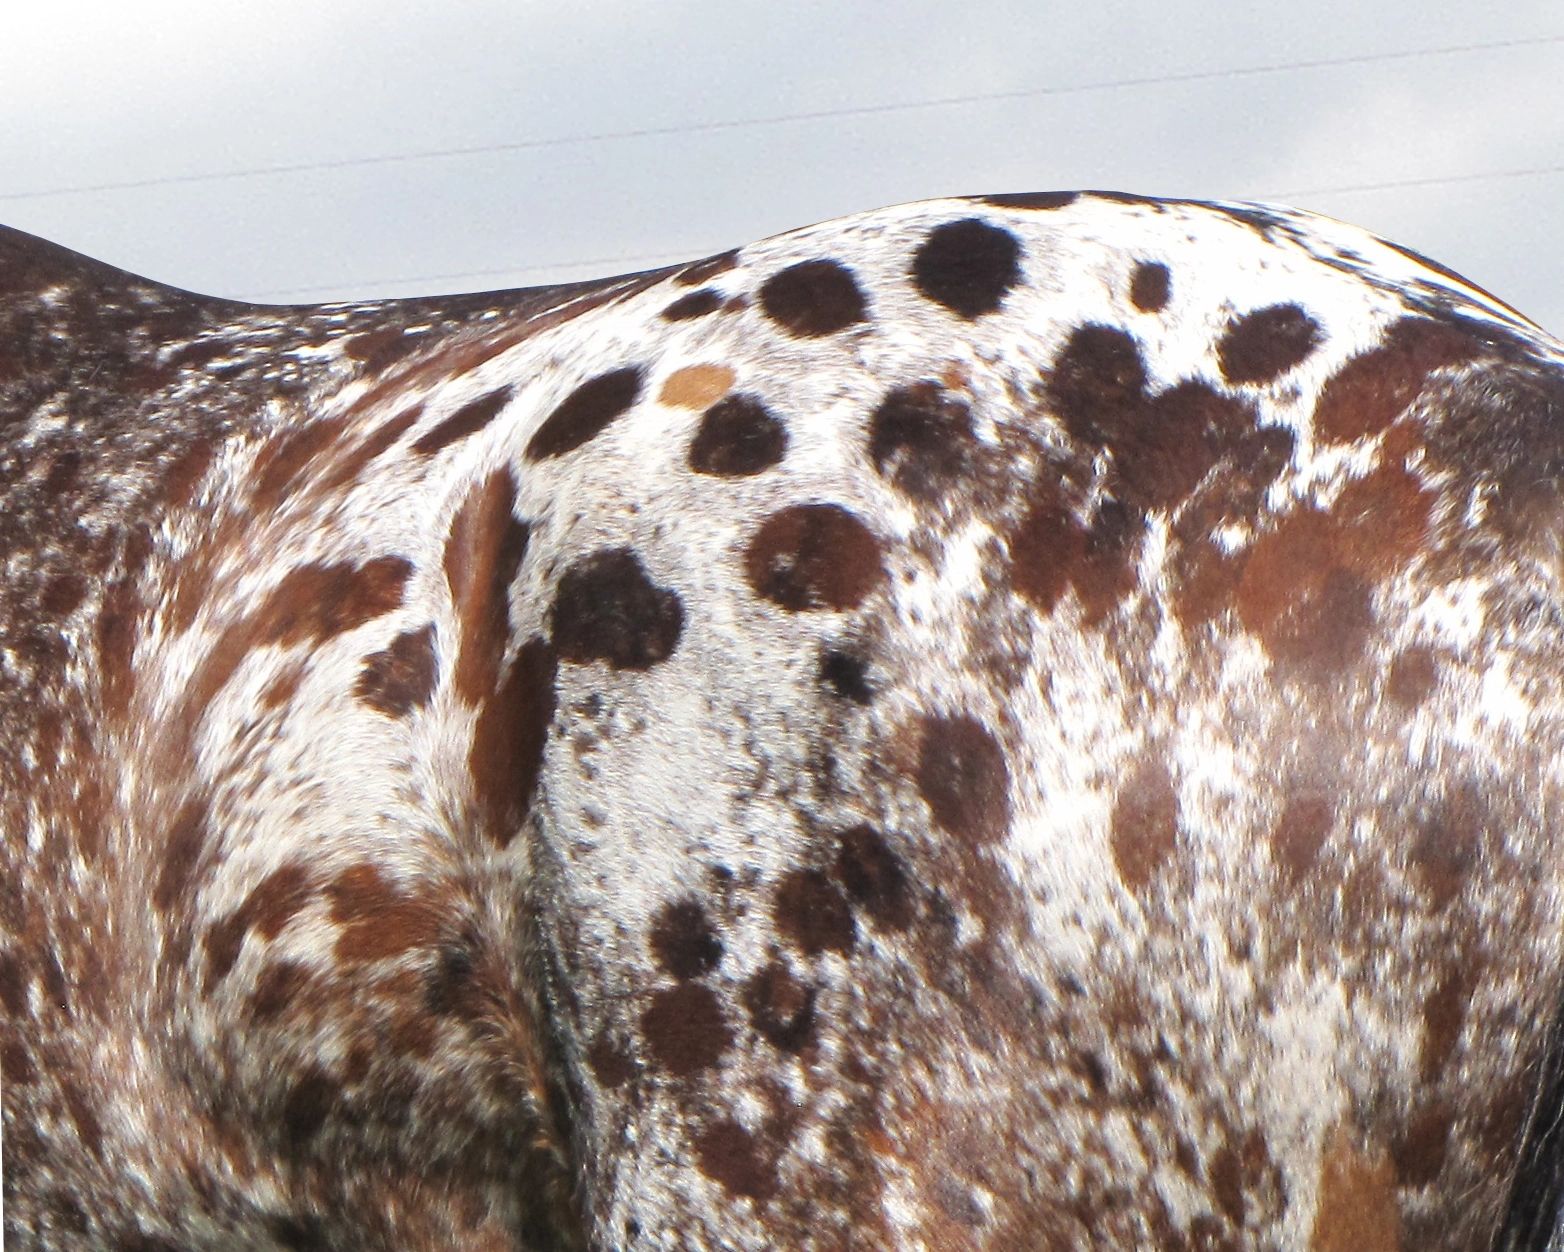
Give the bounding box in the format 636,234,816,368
819,648,873,704
774,869,856,956
915,715,1011,845
550,548,684,670
982,191,1078,211
743,963,817,1052
759,259,866,337
834,825,913,930
641,982,732,1077
1217,304,1321,385
525,366,643,460
1271,795,1333,887
1129,262,1170,313
911,218,1022,318
281,1066,339,1151
1048,323,1149,445
695,1119,778,1201
868,382,974,499
650,899,723,980
744,504,884,611
662,289,723,321
689,394,787,476
588,1034,635,1089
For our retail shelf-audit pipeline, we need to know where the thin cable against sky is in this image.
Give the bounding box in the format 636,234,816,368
5,31,1560,203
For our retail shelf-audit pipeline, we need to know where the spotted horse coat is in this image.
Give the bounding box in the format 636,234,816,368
4,190,1564,1251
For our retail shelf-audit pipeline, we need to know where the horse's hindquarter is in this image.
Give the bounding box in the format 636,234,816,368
4,194,1564,1249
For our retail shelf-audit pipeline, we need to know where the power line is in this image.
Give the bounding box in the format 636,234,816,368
239,161,1564,301
7,32,1562,204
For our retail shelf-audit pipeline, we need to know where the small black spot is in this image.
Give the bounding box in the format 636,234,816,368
911,218,1023,318
820,648,873,704
663,289,723,321
550,548,684,670
689,394,787,476
759,259,866,337
525,366,643,460
650,900,723,980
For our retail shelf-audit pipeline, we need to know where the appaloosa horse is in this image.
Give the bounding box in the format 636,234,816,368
4,192,1564,1249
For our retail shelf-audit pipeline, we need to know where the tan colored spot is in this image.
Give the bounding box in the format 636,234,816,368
659,363,736,410
1309,1125,1401,1252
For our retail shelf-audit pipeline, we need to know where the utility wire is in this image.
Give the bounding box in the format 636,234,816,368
5,31,1561,203
240,160,1564,301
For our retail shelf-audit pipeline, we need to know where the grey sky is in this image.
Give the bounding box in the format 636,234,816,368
2,2,1561,331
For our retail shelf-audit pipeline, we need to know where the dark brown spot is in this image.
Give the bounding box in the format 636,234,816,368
911,218,1022,318
819,648,873,704
1386,648,1438,708
695,1119,778,1201
835,825,914,930
444,470,530,702
981,191,1078,210
743,963,816,1052
916,715,1011,845
688,394,787,476
1272,795,1333,887
525,366,643,460
412,387,513,456
1048,324,1148,446
282,1066,339,1152
744,504,884,611
155,798,209,914
1332,463,1434,581
662,289,723,321
470,637,557,847
251,420,347,513
1110,760,1179,893
1210,1129,1285,1228
676,249,739,286
3,1039,35,1086
1236,508,1374,668
0,949,26,1016
356,624,438,716
316,405,422,495
1009,493,1086,614
97,579,140,722
759,259,866,337
1409,789,1482,911
41,572,87,616
1218,304,1321,385
250,961,311,1023
588,1035,634,1089
62,1081,104,1157
345,326,421,369
650,900,723,980
1420,965,1476,1083
868,382,974,499
641,982,732,1077
1392,1103,1453,1187
1314,317,1482,444
550,548,684,670
774,868,856,956
1129,262,1170,312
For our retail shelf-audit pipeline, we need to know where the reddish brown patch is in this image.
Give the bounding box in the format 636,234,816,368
1110,760,1179,894
1419,965,1477,1084
160,437,217,511
676,249,739,286
1272,794,1333,887
344,326,423,370
326,864,445,963
915,714,1011,845
61,1080,105,1158
650,900,723,980
1309,1126,1402,1252
249,960,311,1023
1391,1103,1453,1187
1314,317,1482,444
412,387,513,456
469,637,557,847
314,405,422,496
356,624,439,716
97,579,140,722
1009,492,1087,614
1386,648,1438,708
641,982,732,1077
154,797,210,915
41,572,87,616
773,869,856,956
0,949,26,1016
251,419,347,513
1236,508,1374,668
695,1119,779,1201
1332,463,1434,578
1129,262,1170,312
1408,789,1482,911
444,470,530,702
248,863,315,939
744,504,885,612
257,556,414,650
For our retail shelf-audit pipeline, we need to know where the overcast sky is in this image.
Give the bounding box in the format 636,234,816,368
1,3,1561,332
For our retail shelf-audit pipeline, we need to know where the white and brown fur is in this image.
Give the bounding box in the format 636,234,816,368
4,191,1564,1249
